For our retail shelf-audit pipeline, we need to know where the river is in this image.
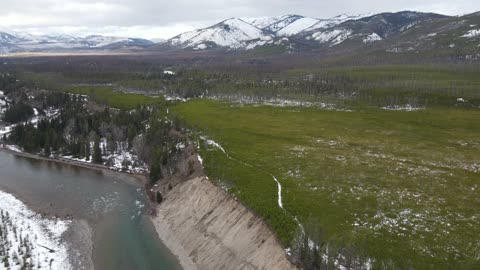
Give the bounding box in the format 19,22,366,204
0,150,182,270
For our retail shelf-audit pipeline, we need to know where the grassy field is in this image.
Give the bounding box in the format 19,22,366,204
67,85,165,110
287,65,480,107
18,72,165,110
173,99,480,269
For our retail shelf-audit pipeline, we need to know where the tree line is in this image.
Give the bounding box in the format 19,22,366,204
3,89,176,183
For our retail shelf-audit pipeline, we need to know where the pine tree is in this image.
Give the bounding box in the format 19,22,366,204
44,144,51,157
93,137,102,164
156,191,163,204
149,163,162,183
85,141,91,161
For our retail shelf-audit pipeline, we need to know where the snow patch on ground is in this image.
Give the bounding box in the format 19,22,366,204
0,125,14,136
207,96,353,111
363,33,382,43
202,137,226,154
386,47,415,53
62,140,148,174
164,95,187,102
200,135,286,210
311,29,352,46
462,29,480,38
0,107,60,138
271,175,284,209
0,190,71,270
382,104,425,111
196,154,203,165
2,144,23,152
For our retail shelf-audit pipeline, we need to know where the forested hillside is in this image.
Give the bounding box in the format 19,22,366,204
0,73,186,185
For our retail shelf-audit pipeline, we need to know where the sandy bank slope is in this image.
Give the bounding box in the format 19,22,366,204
151,176,297,270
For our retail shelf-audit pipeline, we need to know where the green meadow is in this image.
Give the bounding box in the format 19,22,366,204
173,100,480,269
17,64,480,268
67,85,164,110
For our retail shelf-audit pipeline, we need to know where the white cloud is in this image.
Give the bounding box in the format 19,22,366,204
15,24,201,40
0,0,477,39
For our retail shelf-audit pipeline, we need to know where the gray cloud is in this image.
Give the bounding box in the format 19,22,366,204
0,0,478,39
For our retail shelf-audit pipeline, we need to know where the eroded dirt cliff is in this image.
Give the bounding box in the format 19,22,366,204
151,176,297,270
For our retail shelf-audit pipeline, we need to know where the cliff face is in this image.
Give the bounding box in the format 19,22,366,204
151,176,298,270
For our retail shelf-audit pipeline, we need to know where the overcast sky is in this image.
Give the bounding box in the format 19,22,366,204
0,0,478,40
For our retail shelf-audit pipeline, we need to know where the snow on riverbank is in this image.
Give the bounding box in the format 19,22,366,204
0,190,71,270
0,107,60,137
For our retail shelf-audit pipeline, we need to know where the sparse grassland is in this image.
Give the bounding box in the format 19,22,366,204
17,72,165,109
173,99,480,269
286,65,480,107
67,85,165,110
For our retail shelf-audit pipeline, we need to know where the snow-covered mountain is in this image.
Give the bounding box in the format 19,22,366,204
0,30,154,53
157,11,471,52
161,13,372,50
167,18,273,50
299,11,448,47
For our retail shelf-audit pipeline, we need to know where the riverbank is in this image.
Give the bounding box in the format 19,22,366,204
0,145,190,270
0,150,96,270
0,145,149,186
151,176,298,270
1,145,297,270
0,189,75,270
0,146,145,270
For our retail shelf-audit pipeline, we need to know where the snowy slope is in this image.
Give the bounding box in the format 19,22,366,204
0,32,22,44
244,15,322,36
306,13,371,31
0,190,71,270
363,33,383,43
308,29,353,46
242,16,286,30
164,13,376,50
276,17,321,36
301,12,445,47
261,15,304,33
168,18,272,50
299,13,372,46
462,29,480,38
0,30,154,53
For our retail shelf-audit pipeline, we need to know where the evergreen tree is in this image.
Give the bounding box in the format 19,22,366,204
156,191,163,204
44,143,51,157
93,136,102,164
85,141,91,161
149,162,162,183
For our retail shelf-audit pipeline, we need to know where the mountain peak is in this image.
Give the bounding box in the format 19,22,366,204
168,17,271,50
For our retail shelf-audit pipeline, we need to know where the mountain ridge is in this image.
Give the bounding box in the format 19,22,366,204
0,31,154,53
1,10,479,56
154,10,480,57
